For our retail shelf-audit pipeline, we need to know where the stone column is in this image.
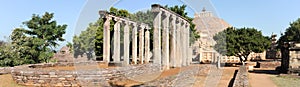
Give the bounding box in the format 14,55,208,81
139,24,145,64
188,47,192,65
181,21,186,66
185,23,190,65
103,16,111,63
113,18,121,63
153,11,162,65
162,12,170,69
144,27,151,63
132,23,138,64
187,24,192,65
199,46,203,63
176,18,182,67
123,20,130,65
170,15,176,67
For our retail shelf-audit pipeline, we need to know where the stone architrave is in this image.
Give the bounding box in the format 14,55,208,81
132,23,138,64
145,27,151,63
123,20,130,65
103,16,111,63
113,18,121,63
139,24,145,64
153,11,162,65
170,15,177,67
162,12,170,69
176,18,182,67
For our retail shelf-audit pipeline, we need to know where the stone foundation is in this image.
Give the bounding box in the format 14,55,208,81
233,66,249,87
10,63,160,86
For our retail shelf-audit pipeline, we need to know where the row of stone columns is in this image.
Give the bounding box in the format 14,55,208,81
100,11,150,66
152,4,191,69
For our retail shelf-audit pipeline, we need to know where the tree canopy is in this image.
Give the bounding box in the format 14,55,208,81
165,5,200,44
213,27,270,63
73,7,129,60
0,12,67,66
278,18,300,48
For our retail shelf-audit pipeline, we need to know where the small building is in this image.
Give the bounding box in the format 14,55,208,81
288,43,300,73
281,42,300,73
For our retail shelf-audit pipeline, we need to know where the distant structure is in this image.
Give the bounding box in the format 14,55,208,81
192,7,231,63
53,46,73,62
280,42,300,74
266,33,281,59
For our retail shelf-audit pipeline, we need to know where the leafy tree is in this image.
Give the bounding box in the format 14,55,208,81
66,41,73,53
0,12,66,66
73,7,129,60
22,12,66,62
278,18,300,48
0,40,4,46
165,5,200,44
73,22,98,59
214,27,271,64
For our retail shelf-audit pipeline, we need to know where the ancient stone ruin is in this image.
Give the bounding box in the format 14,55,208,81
100,4,192,69
280,42,300,74
7,4,196,87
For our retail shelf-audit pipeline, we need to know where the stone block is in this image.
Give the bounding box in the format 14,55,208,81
248,66,254,71
59,77,66,80
38,80,45,83
64,75,73,78
49,72,55,75
50,75,58,78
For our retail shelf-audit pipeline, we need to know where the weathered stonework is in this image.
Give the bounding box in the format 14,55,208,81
11,63,161,87
233,66,249,87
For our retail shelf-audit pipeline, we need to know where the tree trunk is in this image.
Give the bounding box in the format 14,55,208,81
217,56,221,69
239,55,246,66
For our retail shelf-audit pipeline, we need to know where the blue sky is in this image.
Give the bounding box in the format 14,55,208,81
1,0,300,48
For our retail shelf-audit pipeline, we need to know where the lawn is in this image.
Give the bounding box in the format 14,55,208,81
270,75,300,87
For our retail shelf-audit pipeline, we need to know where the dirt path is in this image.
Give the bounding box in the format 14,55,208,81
218,67,238,87
249,72,277,87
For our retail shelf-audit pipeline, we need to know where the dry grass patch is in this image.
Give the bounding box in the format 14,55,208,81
0,74,23,87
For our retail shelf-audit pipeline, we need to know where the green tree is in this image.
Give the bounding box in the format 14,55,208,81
22,12,67,63
73,7,129,60
278,18,300,48
214,27,271,65
165,5,200,44
0,12,66,66
73,22,98,59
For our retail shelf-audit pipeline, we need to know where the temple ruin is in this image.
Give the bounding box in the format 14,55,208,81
99,4,192,69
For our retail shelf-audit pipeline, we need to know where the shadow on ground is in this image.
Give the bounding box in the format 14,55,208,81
249,69,280,75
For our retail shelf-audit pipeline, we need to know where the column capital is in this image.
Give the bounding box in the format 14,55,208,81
113,17,121,22
176,18,182,23
131,22,137,27
145,25,151,30
122,20,129,25
163,11,171,17
139,23,147,31
170,14,176,20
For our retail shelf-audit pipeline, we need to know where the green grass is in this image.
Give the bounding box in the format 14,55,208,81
270,75,300,87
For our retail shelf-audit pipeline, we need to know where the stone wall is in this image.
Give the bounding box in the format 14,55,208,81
11,63,160,86
0,67,14,75
257,61,281,68
233,66,249,87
